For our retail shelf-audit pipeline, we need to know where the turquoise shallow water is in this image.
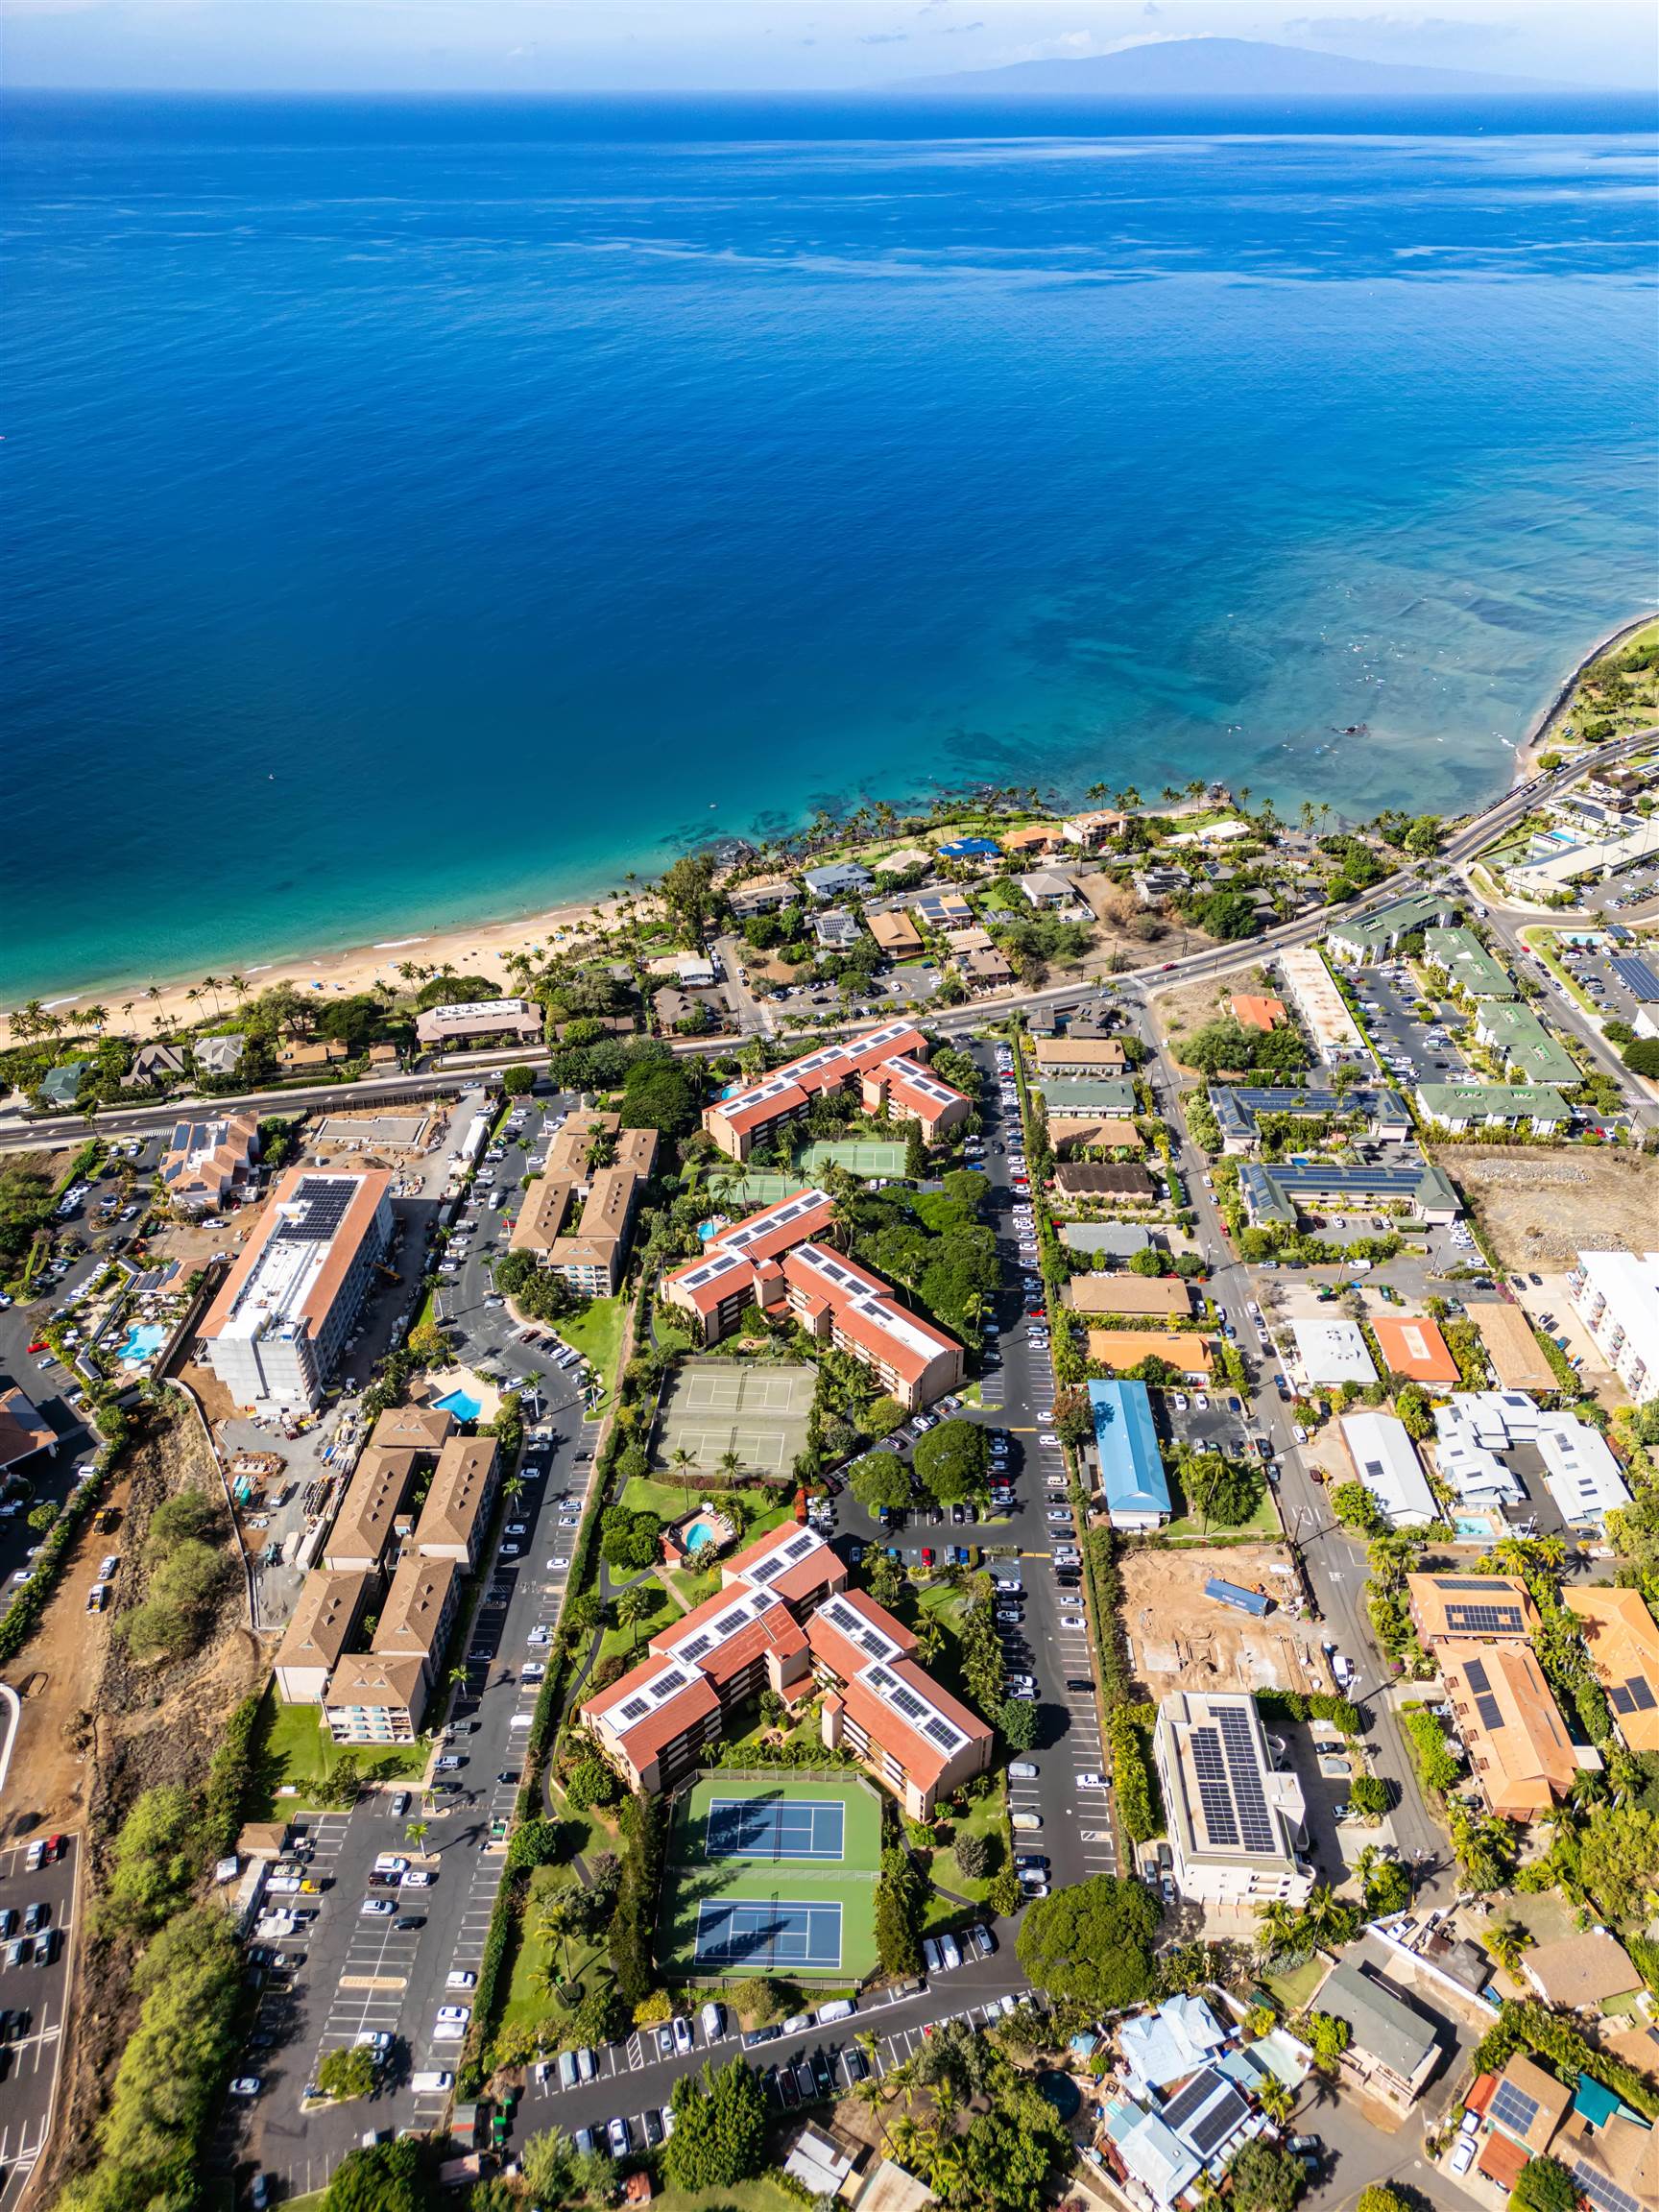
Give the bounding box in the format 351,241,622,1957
1,98,1654,1001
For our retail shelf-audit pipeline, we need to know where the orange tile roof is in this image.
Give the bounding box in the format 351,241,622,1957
586,1670,722,1763
1373,1314,1460,1385
834,1656,991,1789
1086,1330,1214,1377
1489,2056,1572,2153
1407,1573,1536,1644
1230,995,1288,1033
1566,1585,1659,1754
1441,1642,1576,1818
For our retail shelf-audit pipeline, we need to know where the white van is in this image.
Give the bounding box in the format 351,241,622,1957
411,2070,453,2095
817,1999,855,2025
1010,1811,1044,1833
700,2000,726,2043
509,1712,533,1731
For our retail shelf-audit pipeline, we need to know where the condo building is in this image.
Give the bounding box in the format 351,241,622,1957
701,1022,969,1162
199,1168,394,1414
1153,1691,1312,1910
509,1110,658,1296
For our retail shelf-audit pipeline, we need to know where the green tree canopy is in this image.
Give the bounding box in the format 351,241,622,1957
1015,1874,1161,2011
323,2137,432,2212
1227,2138,1308,2212
317,2046,379,2102
848,1450,913,1514
664,2057,769,2192
1510,2154,1578,2212
912,1418,989,1506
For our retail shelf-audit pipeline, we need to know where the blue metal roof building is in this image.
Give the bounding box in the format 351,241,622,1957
1088,1380,1170,1529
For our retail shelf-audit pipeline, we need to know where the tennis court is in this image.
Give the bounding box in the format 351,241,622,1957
693,1898,843,1970
799,1139,908,1180
660,1773,882,1982
653,1358,817,1476
706,1794,846,1862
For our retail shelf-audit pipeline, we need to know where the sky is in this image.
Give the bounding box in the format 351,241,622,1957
2,0,1654,92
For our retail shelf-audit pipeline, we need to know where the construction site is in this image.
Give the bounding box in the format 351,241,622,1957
1119,1543,1325,1698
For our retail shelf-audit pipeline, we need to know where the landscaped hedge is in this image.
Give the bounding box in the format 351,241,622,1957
201,1693,261,1863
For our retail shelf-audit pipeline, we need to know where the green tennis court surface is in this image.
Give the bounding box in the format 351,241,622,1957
660,1773,880,1982
653,1358,817,1476
799,1139,908,1179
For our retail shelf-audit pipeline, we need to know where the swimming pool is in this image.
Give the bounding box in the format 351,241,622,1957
682,1520,717,1551
434,1388,482,1423
116,1321,168,1366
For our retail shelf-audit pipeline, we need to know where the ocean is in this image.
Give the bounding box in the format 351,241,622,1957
2,95,1654,1002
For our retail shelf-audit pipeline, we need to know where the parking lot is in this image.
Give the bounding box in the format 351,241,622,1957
1351,963,1470,1087
216,1412,594,2201
0,1832,77,2209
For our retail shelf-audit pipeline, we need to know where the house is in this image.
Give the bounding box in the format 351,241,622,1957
1521,1931,1643,2014
1290,1318,1377,1388
1152,1691,1311,1908
727,877,796,918
39,1064,88,1108
960,947,1014,988
1208,1083,1410,1152
942,925,994,954
677,952,718,988
201,1168,394,1414
157,1112,261,1215
1087,1331,1214,1381
0,1388,56,1473
1067,1275,1194,1319
653,986,722,1031
1440,1642,1580,1819
124,1043,188,1090
414,998,543,1051
1315,1943,1443,2107
1338,1412,1436,1528
1039,1077,1139,1117
194,1033,248,1077
1229,995,1287,1032
1000,824,1064,855
1061,1223,1154,1261
1106,2104,1200,2210
802,862,871,902
866,910,924,957
1571,1250,1659,1404
1326,890,1457,965
1372,1314,1459,1385
1486,2054,1575,2155
1033,1035,1127,1077
703,1022,968,1162
1088,1380,1170,1528
1408,1571,1536,1646
1118,1995,1229,2092
909,890,974,931
1135,866,1190,904
783,2126,862,2201
813,910,861,952
1017,868,1080,910
1415,1082,1571,1136
871,849,932,877
1566,1585,1659,1754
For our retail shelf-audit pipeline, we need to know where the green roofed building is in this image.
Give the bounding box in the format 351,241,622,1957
1038,1077,1138,1116
1473,1001,1579,1089
1422,926,1516,1001
1414,1081,1572,1135
1327,891,1457,966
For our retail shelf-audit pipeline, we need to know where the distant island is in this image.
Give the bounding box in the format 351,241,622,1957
902,35,1566,101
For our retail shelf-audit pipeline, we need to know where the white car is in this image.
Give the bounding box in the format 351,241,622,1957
522,1662,546,1682
672,2015,694,2056
1450,2137,1477,2177
527,1625,552,1646
446,1969,477,1990
1173,1392,1189,1411
360,1897,396,1917
1059,1614,1087,1630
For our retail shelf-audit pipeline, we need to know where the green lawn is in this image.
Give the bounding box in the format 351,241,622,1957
650,2181,804,2212
1161,1477,1283,1546
1265,1956,1327,2012
256,1696,426,1811
926,1781,1008,1915
565,1295,627,1417
596,1580,683,1669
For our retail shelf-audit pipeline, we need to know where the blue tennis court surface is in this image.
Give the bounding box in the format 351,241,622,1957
693,1899,843,1968
706,1796,846,1862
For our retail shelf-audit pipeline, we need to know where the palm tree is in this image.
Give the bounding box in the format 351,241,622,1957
1255,1898,1308,1968
84,1004,108,1035
615,1582,652,1652
202,975,224,1014
405,1819,429,1852
668,1445,697,1513
228,973,249,1006
716,1448,743,1486
1485,1920,1533,1978
1256,2077,1296,2127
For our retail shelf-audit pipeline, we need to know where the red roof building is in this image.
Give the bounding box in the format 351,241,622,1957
702,1022,969,1161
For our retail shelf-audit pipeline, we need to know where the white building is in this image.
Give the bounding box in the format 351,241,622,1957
1277,946,1367,1065
1536,1419,1631,1528
200,1168,394,1414
1571,1251,1659,1406
1291,1317,1377,1388
1339,1411,1437,1528
1152,1690,1312,1911
413,998,542,1049
1431,1390,1629,1525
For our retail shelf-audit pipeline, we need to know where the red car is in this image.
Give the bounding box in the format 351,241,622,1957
920,1548,934,1569
26,1342,47,1358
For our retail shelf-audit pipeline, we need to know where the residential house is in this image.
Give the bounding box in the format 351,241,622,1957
193,1033,248,1078
909,891,975,931
1371,1314,1460,1385
959,947,1013,989
124,1043,188,1089
866,910,924,957
1087,1380,1170,1529
1087,1331,1214,1381
1566,1585,1659,1754
813,910,861,952
1469,1302,1557,1394
414,998,543,1050
1052,1162,1154,1203
1338,1411,1436,1528
802,862,872,902
1290,1319,1377,1387
157,1112,261,1215
727,878,796,918
1520,1932,1643,2014
1315,1943,1444,2108
1062,809,1128,850
1017,869,1080,910
1000,825,1064,855
1228,995,1287,1032
40,1064,88,1108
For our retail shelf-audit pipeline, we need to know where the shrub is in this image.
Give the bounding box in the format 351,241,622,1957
318,2046,379,2102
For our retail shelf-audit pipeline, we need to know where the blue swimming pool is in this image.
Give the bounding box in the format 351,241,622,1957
116,1321,168,1366
434,1388,482,1422
682,1520,717,1551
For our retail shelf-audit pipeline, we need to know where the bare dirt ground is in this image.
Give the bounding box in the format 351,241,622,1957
1433,1144,1659,1269
1148,963,1280,1070
1120,1543,1324,1697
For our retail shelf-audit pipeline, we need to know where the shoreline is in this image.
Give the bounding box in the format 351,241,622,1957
8,611,1655,1048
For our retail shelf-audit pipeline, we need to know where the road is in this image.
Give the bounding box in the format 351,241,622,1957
0,1833,78,2211
7,727,1653,1162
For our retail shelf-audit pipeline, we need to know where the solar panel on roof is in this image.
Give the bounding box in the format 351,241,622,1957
1475,1694,1505,1731
680,1635,713,1663
1490,2080,1542,2138
925,1716,961,1750
1185,2083,1248,2158
1464,1656,1492,1694
1446,1603,1525,1635
283,1176,354,1241
620,1697,649,1721
1435,1576,1509,1592
1610,1683,1637,1716
1629,1677,1656,1713
1572,2163,1643,2212
1610,956,1659,1003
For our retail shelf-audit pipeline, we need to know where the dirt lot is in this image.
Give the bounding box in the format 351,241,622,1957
1433,1144,1659,1269
1149,963,1281,1070
1120,1543,1325,1696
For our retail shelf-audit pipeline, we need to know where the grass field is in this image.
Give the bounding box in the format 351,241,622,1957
254,1696,425,1811
565,1294,627,1417
659,1772,882,1983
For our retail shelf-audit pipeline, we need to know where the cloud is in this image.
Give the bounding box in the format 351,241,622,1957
1143,1,1161,13
936,18,985,32
858,30,909,42
1283,13,1517,47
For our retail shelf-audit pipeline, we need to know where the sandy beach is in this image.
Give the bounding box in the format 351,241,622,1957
1,887,650,1047
1508,607,1658,788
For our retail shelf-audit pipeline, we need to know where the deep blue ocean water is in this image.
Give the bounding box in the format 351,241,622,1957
2,96,1655,1001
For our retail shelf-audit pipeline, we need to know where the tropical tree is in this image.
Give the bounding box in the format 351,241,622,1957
1485,1919,1534,1977
615,1582,653,1652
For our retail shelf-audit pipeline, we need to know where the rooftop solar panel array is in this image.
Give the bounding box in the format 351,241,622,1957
282,1177,355,1242
1572,2163,1643,2212
1445,1602,1526,1635
1489,2079,1541,2139
1610,956,1659,1004
1610,1675,1657,1717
